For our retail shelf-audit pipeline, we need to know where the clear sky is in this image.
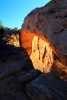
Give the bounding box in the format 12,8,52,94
0,0,50,29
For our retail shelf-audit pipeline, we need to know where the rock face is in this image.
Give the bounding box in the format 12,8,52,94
0,28,20,60
20,29,35,55
0,27,40,100
30,36,53,72
0,28,20,47
52,60,67,81
20,0,67,67
26,71,67,100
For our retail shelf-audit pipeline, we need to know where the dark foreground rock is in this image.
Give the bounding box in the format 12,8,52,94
0,92,13,100
0,33,42,99
26,71,67,100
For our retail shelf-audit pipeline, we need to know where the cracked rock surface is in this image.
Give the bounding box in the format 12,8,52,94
20,0,67,66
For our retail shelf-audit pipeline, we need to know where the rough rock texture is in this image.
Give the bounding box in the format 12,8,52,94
30,36,53,72
1,0,67,100
20,0,67,67
0,28,42,100
20,29,35,55
52,60,67,81
0,28,20,60
0,28,20,47
0,27,67,99
26,71,67,100
0,47,42,100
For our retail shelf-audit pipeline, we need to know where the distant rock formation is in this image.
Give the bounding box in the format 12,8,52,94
3,28,20,47
0,28,20,60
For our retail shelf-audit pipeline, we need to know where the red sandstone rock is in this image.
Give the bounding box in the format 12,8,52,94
20,0,67,67
20,30,54,72
52,60,67,80
30,36,53,72
20,29,35,55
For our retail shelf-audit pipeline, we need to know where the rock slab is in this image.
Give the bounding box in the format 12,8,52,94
26,71,67,100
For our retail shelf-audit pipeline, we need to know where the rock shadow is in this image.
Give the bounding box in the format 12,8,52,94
0,28,67,100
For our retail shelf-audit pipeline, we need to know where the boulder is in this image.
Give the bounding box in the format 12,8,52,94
0,48,33,80
26,71,67,100
12,69,41,83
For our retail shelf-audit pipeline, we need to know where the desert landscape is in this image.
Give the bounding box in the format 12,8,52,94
0,0,67,100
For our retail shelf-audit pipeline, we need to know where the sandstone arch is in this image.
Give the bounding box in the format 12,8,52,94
20,0,67,76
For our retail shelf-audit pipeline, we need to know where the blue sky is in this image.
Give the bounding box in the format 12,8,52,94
0,0,50,29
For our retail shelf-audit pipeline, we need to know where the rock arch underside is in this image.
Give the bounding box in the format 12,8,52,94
20,0,67,79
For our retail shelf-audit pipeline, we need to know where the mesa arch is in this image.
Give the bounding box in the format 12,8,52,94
20,0,67,75
20,29,54,72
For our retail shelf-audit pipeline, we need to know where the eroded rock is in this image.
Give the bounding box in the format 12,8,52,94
52,60,67,80
3,28,20,47
20,0,67,67
30,36,53,72
26,71,67,100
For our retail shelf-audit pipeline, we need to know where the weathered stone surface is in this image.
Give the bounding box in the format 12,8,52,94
0,28,20,60
52,60,67,80
0,48,33,80
0,92,13,100
1,0,67,100
26,71,67,100
20,0,67,66
20,28,54,73
14,91,29,100
30,36,53,72
0,76,15,92
3,28,20,47
0,30,42,99
12,69,41,83
20,29,35,55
